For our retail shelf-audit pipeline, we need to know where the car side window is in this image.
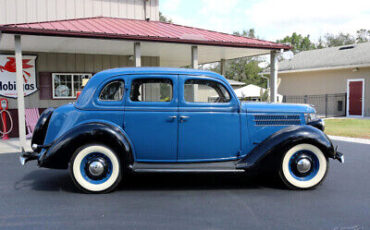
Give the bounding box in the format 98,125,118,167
184,79,231,103
99,80,125,101
130,78,173,102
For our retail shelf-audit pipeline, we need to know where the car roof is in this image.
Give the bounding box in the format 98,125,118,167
95,67,225,80
75,67,232,109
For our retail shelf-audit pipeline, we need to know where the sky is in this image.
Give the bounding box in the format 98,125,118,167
160,0,370,42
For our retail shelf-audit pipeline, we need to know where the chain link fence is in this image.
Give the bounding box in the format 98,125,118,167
283,93,347,117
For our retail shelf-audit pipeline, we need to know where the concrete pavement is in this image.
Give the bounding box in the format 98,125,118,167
0,138,32,153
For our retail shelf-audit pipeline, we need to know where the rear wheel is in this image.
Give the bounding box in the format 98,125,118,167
279,143,328,190
69,144,122,193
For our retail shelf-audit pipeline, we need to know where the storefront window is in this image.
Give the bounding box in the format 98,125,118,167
52,73,92,99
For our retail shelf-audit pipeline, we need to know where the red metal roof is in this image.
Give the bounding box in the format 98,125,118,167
0,17,290,50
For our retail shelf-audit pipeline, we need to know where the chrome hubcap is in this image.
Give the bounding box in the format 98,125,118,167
296,158,312,174
88,160,105,177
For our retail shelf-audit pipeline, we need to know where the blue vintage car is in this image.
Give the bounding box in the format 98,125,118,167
21,67,343,193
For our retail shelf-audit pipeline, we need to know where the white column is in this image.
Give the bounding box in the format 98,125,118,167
270,50,278,103
220,59,226,75
134,42,141,67
15,35,26,150
191,46,198,69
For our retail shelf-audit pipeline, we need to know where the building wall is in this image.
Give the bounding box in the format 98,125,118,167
278,67,370,116
0,51,159,109
0,0,159,24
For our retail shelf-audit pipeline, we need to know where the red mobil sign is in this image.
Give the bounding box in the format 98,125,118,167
0,55,37,98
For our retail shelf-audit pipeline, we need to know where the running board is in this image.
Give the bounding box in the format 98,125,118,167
131,161,245,173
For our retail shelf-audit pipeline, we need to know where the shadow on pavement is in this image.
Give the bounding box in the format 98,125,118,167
16,169,284,193
119,172,284,191
15,169,77,193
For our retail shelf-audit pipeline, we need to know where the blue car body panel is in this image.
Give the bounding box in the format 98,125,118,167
124,74,179,162
177,75,241,162
33,67,335,169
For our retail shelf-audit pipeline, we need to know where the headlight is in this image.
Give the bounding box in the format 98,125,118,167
304,113,318,123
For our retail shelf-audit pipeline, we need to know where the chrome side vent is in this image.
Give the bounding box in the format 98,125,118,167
254,114,301,126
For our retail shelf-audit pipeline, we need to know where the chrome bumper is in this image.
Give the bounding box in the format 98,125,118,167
19,148,39,165
334,151,344,163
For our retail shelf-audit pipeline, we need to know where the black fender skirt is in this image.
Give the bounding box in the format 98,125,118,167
38,122,132,169
236,125,335,169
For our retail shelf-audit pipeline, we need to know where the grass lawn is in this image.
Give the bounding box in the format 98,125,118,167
324,118,370,139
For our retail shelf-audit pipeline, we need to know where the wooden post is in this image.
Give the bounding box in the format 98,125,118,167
134,42,141,67
270,50,278,103
191,46,198,69
325,94,328,117
220,59,226,75
15,35,26,150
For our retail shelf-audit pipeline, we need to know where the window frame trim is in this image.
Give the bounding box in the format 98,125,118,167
52,73,92,99
129,77,174,103
98,80,125,102
183,78,232,104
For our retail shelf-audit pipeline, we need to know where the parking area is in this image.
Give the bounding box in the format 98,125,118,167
0,140,369,230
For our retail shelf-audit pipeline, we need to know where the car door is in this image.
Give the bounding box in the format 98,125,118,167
178,75,241,162
124,75,178,162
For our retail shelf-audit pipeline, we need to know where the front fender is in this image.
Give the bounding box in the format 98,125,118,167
38,122,132,169
237,125,335,169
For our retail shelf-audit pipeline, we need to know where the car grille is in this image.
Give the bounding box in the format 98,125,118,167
253,114,301,126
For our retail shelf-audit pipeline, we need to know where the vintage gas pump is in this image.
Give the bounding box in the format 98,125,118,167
0,98,12,140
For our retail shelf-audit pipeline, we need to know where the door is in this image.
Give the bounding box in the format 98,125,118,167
178,76,241,162
124,75,178,162
347,79,364,116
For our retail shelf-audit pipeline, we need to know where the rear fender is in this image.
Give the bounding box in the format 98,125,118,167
237,125,335,169
31,108,54,151
38,122,133,169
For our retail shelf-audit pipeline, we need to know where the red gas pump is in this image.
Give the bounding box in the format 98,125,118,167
0,98,12,140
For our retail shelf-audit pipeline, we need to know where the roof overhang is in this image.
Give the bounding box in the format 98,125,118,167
0,33,274,67
262,63,370,75
0,17,290,67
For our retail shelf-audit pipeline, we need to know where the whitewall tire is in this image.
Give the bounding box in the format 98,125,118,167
279,143,328,190
70,144,122,193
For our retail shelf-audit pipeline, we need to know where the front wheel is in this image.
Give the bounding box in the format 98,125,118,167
69,144,122,193
279,143,328,190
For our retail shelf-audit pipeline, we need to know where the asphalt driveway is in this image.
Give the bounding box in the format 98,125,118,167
0,140,369,230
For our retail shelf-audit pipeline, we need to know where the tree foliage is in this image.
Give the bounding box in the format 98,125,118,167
233,29,256,39
225,58,266,88
276,33,316,53
159,12,172,23
356,29,370,43
323,32,356,47
278,29,369,51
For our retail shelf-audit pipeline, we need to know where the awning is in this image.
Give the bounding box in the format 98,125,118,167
0,17,290,67
0,17,289,50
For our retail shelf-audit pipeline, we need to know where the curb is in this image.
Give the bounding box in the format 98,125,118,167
329,135,370,145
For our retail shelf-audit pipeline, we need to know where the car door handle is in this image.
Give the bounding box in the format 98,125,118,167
168,115,177,121
180,116,189,122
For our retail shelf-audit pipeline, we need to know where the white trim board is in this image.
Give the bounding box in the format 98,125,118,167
346,78,365,117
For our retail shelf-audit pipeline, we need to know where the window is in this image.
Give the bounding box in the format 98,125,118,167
99,80,125,101
130,78,173,102
52,73,92,99
184,79,231,103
